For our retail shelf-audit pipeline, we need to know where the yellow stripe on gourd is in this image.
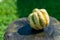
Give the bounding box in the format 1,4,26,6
40,9,50,27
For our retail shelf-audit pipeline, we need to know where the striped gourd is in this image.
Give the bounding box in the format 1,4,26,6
28,8,50,30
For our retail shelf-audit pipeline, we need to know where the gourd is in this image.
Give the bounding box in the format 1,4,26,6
28,8,50,30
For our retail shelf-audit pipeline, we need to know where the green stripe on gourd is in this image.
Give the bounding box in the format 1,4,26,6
37,13,45,29
33,9,46,28
31,13,40,29
28,13,39,30
33,12,42,29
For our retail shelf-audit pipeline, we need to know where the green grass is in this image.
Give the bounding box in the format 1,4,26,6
0,0,17,40
0,0,60,40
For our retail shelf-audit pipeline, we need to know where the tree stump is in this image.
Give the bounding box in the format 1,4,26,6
4,17,60,40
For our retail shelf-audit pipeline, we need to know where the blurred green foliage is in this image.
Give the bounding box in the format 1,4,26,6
0,0,17,40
